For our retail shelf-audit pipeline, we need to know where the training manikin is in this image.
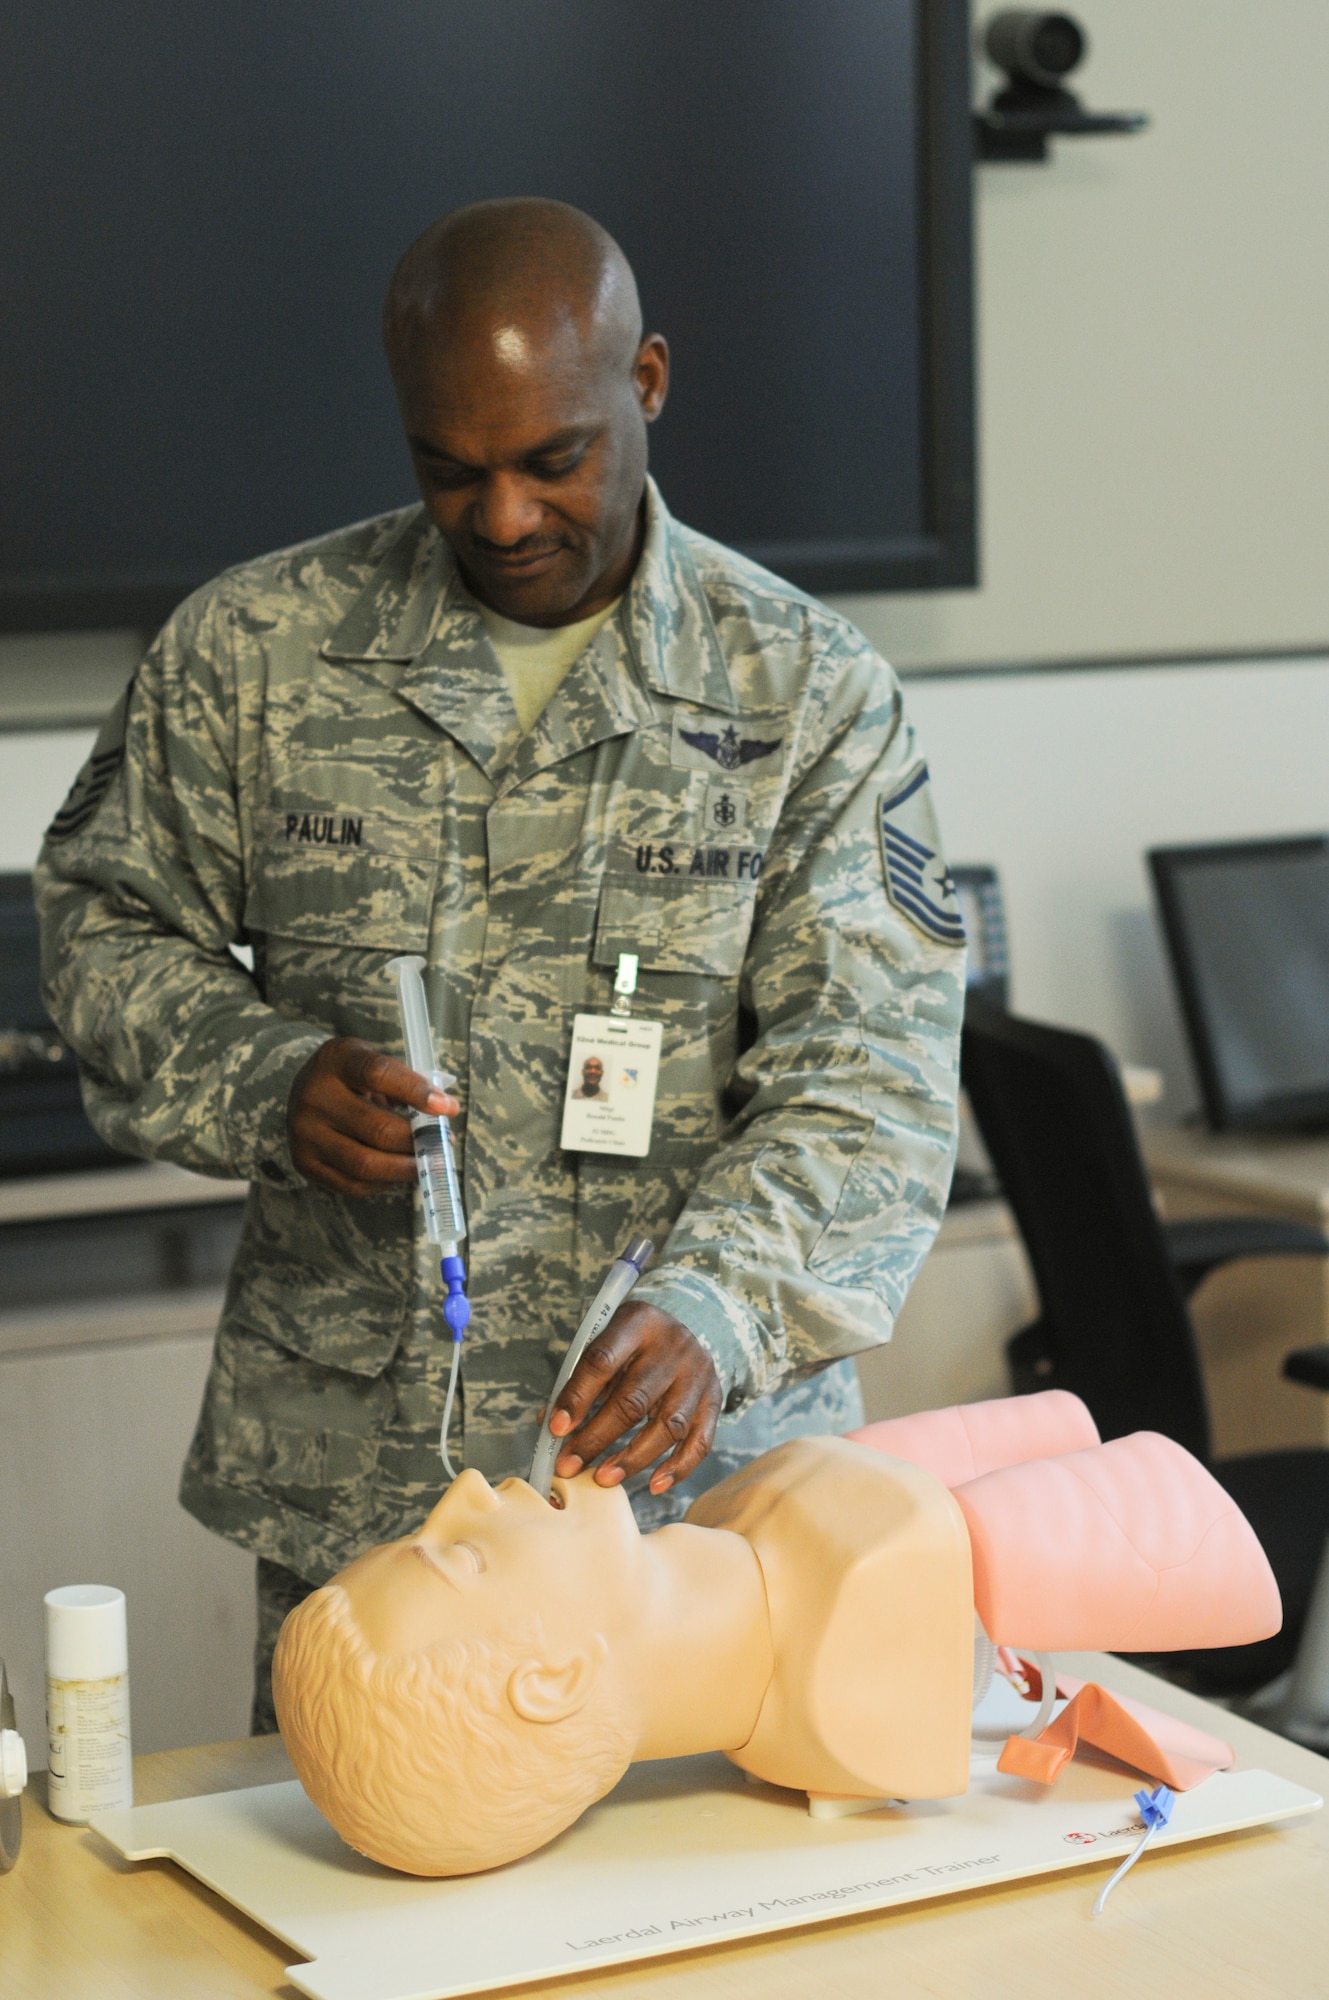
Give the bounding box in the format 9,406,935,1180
273,1391,1281,1877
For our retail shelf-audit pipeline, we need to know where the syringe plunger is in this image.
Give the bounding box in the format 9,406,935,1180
388,954,438,1075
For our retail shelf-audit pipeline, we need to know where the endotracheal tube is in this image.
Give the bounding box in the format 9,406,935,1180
387,955,469,1480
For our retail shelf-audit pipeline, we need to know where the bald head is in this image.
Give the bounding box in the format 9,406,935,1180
383,199,668,627
384,199,643,391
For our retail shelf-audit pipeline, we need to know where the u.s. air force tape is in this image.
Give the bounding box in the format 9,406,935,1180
879,766,965,946
45,677,135,844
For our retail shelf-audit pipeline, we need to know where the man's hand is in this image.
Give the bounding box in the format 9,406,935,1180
550,1302,722,1498
288,1037,459,1196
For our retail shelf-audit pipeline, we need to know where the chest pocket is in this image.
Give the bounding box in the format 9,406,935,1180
243,805,438,952
593,876,757,978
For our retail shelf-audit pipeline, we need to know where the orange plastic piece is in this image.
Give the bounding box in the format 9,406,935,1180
997,1668,1235,1791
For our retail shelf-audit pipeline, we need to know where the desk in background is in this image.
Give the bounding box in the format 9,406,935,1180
863,1118,1329,1463
1146,1124,1329,1457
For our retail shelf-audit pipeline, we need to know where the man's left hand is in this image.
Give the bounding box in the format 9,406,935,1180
550,1303,722,1497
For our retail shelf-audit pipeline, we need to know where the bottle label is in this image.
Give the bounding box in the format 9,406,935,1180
45,1673,132,1822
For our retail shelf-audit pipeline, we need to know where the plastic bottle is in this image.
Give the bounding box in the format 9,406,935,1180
44,1584,133,1822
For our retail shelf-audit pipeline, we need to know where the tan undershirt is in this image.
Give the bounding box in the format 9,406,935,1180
475,596,623,736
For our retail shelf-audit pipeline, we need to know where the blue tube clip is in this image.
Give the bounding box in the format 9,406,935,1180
440,1254,470,1340
1135,1784,1175,1830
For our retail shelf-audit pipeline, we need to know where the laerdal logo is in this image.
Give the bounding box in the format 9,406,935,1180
284,812,363,847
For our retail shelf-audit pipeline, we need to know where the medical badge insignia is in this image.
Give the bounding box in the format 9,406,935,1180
679,724,783,772
879,767,966,947
703,784,747,836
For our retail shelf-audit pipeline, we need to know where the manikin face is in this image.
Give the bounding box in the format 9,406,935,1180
338,1468,644,1664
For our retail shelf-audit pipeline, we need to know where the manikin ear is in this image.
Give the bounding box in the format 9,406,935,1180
507,1634,609,1725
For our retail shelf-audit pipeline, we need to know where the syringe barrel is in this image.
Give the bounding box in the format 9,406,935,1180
411,1111,466,1247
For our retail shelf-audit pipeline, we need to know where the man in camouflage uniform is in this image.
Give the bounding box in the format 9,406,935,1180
37,200,964,1729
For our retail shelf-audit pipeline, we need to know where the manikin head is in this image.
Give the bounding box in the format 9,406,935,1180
383,197,669,626
273,1470,649,1875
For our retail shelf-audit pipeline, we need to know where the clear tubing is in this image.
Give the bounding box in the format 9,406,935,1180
1091,1823,1159,1916
528,1237,654,1500
439,1336,462,1482
1091,1786,1174,1916
969,1646,1057,1768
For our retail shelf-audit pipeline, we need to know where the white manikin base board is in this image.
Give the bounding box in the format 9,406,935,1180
92,1719,1320,2000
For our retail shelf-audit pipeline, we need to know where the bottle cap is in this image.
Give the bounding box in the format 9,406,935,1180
0,1729,27,1800
44,1585,128,1682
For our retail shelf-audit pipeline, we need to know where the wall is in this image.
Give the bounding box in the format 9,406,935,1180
907,656,1329,1110
2,728,96,869
835,0,1329,670
0,1324,255,1759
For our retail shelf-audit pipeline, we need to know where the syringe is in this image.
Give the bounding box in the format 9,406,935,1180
387,955,469,1477
528,1237,654,1501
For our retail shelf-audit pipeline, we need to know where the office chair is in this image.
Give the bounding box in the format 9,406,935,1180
960,998,1329,1706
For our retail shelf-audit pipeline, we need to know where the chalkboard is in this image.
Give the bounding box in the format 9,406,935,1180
0,1,973,631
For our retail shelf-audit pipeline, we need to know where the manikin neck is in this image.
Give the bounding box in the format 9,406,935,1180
621,1521,773,1761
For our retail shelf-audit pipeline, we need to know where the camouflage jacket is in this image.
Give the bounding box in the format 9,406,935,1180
36,481,964,1582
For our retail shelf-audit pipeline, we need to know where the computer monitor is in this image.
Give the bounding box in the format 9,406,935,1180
1148,835,1329,1132
951,864,1009,1011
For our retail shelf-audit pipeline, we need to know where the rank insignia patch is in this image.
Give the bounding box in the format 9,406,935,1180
45,678,133,843
879,767,966,947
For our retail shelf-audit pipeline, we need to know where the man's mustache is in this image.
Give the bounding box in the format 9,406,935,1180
469,532,566,558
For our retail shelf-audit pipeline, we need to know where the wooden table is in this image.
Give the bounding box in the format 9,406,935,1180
1145,1124,1329,1455
3,1654,1327,2000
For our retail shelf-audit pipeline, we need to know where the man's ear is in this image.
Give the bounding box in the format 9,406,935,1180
507,1634,609,1725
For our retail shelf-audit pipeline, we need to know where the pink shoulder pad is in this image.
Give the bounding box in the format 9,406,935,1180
846,1390,1100,1488
955,1431,1282,1651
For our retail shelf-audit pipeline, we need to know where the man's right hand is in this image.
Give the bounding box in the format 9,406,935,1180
287,1037,459,1196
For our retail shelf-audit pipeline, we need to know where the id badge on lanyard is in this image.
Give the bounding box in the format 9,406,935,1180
559,954,663,1159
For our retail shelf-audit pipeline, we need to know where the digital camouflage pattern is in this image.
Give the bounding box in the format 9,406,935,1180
36,481,964,1584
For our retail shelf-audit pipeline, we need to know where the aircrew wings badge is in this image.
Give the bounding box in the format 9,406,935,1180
679,724,782,771
879,767,966,947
